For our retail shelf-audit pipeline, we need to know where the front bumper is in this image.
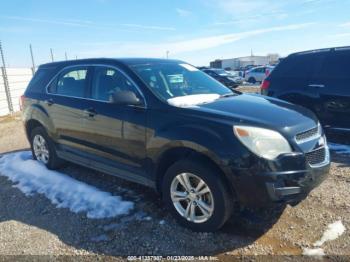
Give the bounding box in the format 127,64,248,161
228,148,330,208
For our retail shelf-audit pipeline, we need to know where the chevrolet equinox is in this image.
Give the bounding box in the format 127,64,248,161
22,58,330,231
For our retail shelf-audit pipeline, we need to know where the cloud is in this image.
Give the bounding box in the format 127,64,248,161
0,15,176,31
78,22,314,58
213,0,282,16
208,0,291,27
121,23,176,31
331,33,350,38
0,15,92,27
176,8,192,17
339,22,350,28
0,26,30,33
213,12,288,26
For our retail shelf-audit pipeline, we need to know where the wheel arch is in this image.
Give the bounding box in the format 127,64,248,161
25,105,55,139
154,146,236,200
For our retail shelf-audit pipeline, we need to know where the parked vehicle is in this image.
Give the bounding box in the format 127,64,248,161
22,58,330,231
245,66,274,84
226,70,244,83
200,68,241,88
261,47,350,134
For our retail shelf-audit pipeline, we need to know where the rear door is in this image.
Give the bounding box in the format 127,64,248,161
46,66,92,150
268,53,326,113
312,49,350,129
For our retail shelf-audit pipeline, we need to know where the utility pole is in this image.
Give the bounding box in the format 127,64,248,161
50,48,54,62
29,44,36,75
0,40,13,113
65,52,68,60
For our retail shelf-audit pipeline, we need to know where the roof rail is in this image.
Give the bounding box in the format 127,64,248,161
334,46,350,51
291,45,350,56
292,48,331,56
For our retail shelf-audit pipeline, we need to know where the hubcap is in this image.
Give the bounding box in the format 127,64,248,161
33,134,49,164
170,173,214,223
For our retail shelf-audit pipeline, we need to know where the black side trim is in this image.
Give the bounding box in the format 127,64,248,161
60,135,142,165
56,150,155,188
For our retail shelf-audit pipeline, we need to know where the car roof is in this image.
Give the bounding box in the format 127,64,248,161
39,57,185,69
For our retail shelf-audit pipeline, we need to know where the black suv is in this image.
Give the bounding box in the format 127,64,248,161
22,58,330,231
261,47,350,134
200,68,241,88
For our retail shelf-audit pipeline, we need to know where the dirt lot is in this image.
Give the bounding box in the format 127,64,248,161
0,88,349,260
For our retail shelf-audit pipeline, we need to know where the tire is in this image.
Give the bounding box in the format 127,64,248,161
162,159,234,232
30,126,65,170
248,77,256,84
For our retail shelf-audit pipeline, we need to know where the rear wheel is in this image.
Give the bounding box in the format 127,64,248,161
162,159,234,231
30,126,65,169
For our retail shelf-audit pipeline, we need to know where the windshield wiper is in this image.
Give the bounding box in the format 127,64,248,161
219,93,237,98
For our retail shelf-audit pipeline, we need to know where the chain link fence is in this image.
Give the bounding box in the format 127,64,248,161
0,40,43,117
0,67,32,116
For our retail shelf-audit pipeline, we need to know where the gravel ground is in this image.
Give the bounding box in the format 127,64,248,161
0,90,349,260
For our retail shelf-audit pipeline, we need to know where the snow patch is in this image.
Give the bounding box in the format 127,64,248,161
302,248,325,257
167,94,220,107
313,220,346,247
302,220,346,257
0,151,134,219
329,143,350,155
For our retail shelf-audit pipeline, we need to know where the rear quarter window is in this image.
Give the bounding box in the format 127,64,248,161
271,53,325,79
25,67,57,93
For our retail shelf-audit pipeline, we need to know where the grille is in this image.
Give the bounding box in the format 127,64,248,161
296,126,319,142
305,147,326,166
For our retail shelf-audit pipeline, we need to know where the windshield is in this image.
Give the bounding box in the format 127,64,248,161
131,62,234,106
227,71,239,77
211,69,229,76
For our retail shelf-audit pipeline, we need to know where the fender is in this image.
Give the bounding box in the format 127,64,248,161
24,101,56,139
147,122,237,178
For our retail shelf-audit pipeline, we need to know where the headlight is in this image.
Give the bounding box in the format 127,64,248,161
233,126,292,160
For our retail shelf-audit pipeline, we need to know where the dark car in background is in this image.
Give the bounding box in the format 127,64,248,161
200,67,242,88
22,58,329,231
261,47,350,134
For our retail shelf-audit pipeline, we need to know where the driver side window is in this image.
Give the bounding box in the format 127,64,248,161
91,66,141,102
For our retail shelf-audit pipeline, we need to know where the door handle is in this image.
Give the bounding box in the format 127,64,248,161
308,84,325,88
44,99,54,106
83,108,97,117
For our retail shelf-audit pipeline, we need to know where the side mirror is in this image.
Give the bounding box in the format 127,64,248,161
111,90,142,106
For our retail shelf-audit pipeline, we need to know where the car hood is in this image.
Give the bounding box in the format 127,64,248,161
189,94,319,137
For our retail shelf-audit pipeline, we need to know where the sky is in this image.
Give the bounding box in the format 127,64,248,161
0,0,350,67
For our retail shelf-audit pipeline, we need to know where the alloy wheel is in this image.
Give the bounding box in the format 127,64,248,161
33,134,49,164
170,173,214,223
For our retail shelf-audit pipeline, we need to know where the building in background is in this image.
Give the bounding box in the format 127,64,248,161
210,54,280,70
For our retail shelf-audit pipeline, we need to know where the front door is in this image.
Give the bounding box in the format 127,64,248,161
82,65,147,176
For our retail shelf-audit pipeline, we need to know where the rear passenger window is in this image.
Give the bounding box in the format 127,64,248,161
55,68,88,97
319,51,350,79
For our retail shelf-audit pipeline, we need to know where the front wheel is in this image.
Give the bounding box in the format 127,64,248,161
162,159,234,232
